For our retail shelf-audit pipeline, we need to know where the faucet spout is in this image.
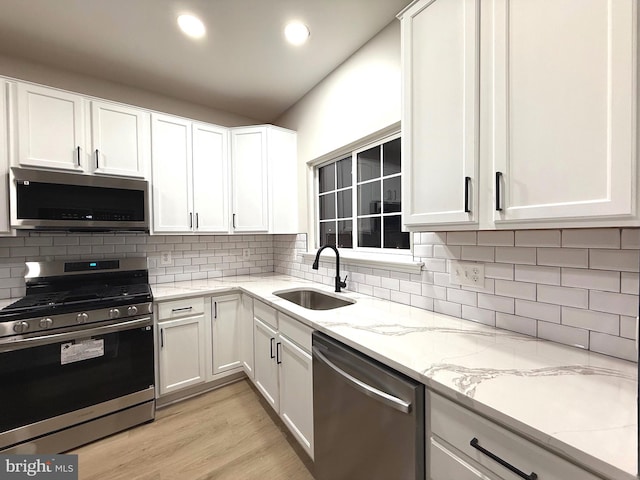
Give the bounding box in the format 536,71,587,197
312,245,347,293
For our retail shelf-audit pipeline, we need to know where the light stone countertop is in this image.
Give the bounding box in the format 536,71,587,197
153,273,638,480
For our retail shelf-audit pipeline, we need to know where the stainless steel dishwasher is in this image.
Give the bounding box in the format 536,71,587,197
312,331,425,480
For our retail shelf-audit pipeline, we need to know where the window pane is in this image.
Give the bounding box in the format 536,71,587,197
319,222,336,246
357,146,380,182
319,193,335,220
358,217,381,248
319,164,335,193
383,177,401,213
337,189,352,218
336,157,352,188
383,216,410,249
383,138,401,176
358,181,381,215
337,220,353,248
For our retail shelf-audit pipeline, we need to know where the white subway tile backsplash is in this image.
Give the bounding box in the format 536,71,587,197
495,247,536,265
411,294,433,311
424,258,447,273
515,299,561,323
357,284,374,296
380,277,400,291
422,284,447,300
477,231,514,246
620,316,637,340
561,268,620,292
390,290,411,306
590,332,636,362
400,280,422,295
496,313,537,337
478,294,515,314
561,307,619,335
461,246,495,262
373,287,391,300
413,244,433,258
446,232,477,245
447,288,477,307
620,272,638,295
537,248,588,268
621,229,640,249
537,285,588,308
484,263,514,280
589,290,638,317
514,265,560,285
494,280,537,300
433,300,462,317
462,306,495,326
433,245,461,259
515,230,561,247
590,249,640,272
562,229,620,249
538,322,589,349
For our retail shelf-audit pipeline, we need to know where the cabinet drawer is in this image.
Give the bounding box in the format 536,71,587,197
430,392,599,480
254,300,277,329
157,297,205,320
279,313,312,352
430,437,492,480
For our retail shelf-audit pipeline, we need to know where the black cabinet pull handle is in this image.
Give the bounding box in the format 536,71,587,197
95,149,100,169
213,301,217,319
76,146,81,166
269,337,275,359
196,212,199,229
276,342,282,364
495,171,503,211
189,212,193,229
160,328,164,348
464,176,471,213
232,213,236,229
470,438,537,480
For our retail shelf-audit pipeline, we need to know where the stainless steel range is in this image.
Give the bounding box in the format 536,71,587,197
0,258,155,454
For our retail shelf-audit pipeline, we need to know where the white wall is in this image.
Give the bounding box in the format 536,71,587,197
0,53,259,126
276,20,402,234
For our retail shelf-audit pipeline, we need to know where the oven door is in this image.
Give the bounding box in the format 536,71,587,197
0,316,154,449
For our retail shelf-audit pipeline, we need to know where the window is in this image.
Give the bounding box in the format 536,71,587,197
317,136,410,251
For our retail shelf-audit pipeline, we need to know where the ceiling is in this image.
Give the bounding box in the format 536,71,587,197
0,0,411,122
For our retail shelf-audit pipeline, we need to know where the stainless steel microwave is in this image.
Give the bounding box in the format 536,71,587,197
10,167,149,231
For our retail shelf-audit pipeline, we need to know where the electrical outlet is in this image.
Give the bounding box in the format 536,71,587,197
242,248,251,260
449,261,485,287
160,251,172,266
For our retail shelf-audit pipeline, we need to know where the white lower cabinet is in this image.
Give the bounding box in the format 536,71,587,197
428,391,599,480
158,314,207,396
252,300,314,459
238,294,255,379
209,294,242,377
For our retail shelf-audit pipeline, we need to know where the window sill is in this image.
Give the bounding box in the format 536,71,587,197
301,251,424,274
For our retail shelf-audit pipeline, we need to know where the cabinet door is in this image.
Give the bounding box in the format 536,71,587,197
278,334,313,459
430,437,495,480
231,127,269,232
90,100,147,178
16,83,85,171
211,294,241,375
401,0,479,228
239,294,255,379
253,317,279,410
192,123,230,232
158,315,206,395
151,114,193,233
0,81,9,234
490,0,636,224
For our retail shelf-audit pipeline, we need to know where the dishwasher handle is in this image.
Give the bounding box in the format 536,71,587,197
313,346,412,414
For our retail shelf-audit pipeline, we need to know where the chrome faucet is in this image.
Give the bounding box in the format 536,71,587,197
312,245,347,293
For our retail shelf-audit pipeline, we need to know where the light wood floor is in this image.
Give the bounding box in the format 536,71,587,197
71,380,315,480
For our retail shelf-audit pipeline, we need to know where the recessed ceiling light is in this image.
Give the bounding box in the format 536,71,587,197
177,14,206,39
284,21,310,46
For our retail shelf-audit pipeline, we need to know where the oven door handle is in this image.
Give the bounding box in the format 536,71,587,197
0,317,152,352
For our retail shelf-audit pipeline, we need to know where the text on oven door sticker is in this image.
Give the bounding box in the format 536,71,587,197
60,339,105,365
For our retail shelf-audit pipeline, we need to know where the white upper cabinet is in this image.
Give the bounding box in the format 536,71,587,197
90,100,148,178
231,125,298,234
0,81,9,234
490,0,637,226
15,82,85,172
192,123,229,233
401,0,480,228
400,0,639,230
151,114,193,233
151,114,230,234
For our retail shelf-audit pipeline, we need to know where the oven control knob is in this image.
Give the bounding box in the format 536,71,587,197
39,318,53,329
109,308,121,319
76,312,89,324
13,321,29,334
127,306,138,316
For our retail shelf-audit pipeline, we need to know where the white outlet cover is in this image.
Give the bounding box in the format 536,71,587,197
160,251,172,266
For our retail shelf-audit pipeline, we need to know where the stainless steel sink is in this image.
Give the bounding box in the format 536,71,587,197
273,288,355,310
